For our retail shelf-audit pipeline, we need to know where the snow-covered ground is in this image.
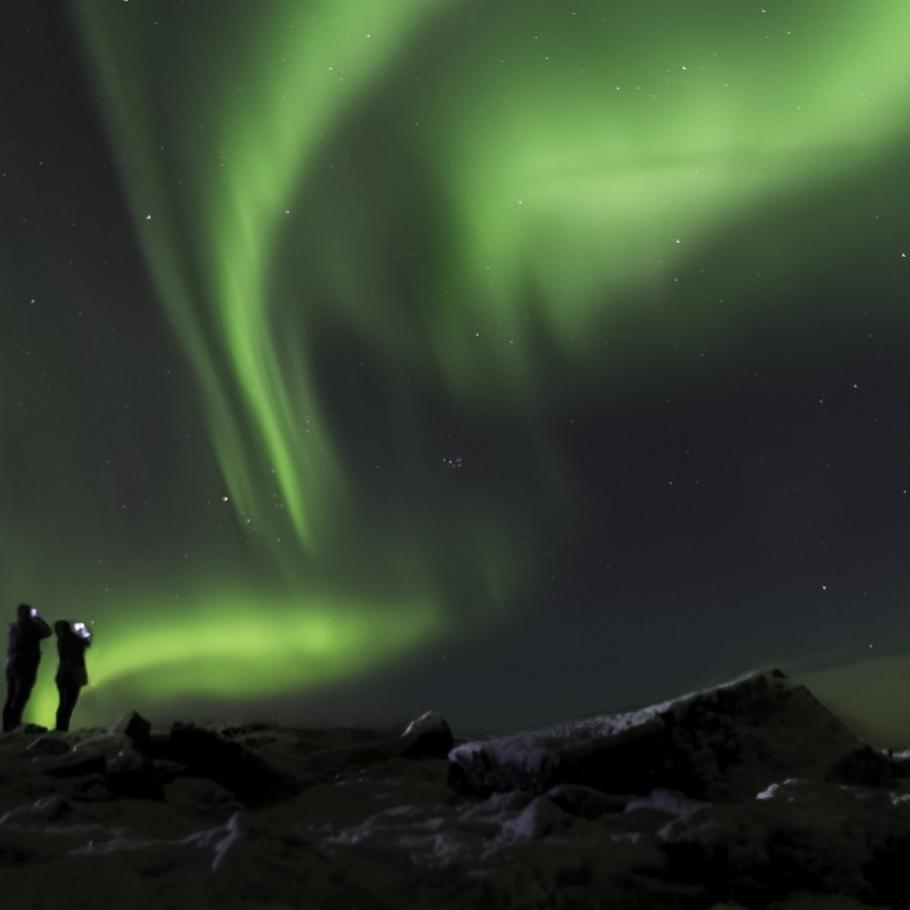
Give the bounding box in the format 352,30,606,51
1,670,908,909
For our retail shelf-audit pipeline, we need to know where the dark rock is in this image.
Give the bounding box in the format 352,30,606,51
289,726,389,757
40,752,106,779
164,776,243,817
0,722,50,738
151,758,189,782
73,733,139,764
151,723,299,807
107,763,165,801
890,751,910,778
658,779,910,907
67,774,112,801
398,710,454,759
25,735,71,757
35,733,159,797
825,745,895,787
448,670,878,802
220,721,283,737
294,743,396,786
111,710,152,751
149,731,172,752
624,788,709,820
29,795,72,821
546,783,629,819
502,795,571,840
288,714,453,781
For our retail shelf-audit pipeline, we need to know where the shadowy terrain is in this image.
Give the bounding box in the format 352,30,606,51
0,671,908,909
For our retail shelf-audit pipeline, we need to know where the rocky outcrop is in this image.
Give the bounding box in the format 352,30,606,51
448,669,892,801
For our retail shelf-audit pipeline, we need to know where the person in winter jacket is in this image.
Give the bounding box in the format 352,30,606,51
54,619,92,733
3,604,52,732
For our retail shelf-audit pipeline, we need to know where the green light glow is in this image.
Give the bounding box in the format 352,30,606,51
49,0,910,719
422,1,910,391
29,591,444,726
76,0,448,554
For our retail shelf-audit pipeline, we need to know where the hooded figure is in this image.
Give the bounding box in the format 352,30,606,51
54,620,91,732
3,604,52,732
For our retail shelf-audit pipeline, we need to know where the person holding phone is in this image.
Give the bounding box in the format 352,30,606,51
3,604,52,732
54,620,92,732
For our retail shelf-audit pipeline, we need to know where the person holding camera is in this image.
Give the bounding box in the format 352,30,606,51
3,603,52,732
54,620,92,732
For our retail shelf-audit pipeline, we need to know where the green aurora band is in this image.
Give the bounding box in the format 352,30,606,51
27,0,910,723
32,591,439,725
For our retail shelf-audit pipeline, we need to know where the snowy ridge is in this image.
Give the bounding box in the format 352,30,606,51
449,668,882,802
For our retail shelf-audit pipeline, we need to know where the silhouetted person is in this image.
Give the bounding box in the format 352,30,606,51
54,620,91,733
3,604,52,732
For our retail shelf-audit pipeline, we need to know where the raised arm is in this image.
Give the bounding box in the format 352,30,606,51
35,616,52,639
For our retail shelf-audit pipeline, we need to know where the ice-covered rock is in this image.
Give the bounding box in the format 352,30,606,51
448,669,892,801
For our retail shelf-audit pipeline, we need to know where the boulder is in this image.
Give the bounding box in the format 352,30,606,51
398,710,454,759
152,723,299,807
111,710,152,751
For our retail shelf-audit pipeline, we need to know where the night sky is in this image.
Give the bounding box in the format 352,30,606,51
3,1,910,732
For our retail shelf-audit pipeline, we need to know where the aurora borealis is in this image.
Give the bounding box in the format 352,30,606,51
3,1,910,731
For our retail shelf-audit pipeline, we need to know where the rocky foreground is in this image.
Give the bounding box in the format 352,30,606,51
1,670,909,909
